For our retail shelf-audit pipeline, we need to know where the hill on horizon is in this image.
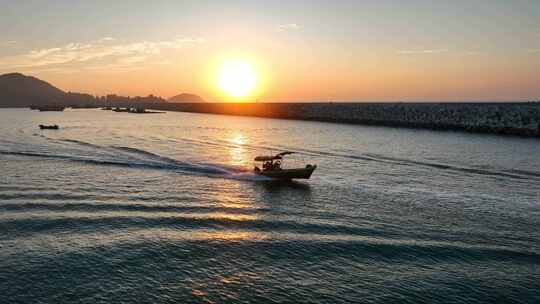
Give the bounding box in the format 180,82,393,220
168,93,205,103
0,73,201,108
0,73,66,107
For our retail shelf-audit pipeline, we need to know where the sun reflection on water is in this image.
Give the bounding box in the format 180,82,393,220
228,133,249,166
192,230,264,241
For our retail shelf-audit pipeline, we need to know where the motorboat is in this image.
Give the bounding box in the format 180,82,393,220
35,105,65,111
39,124,59,130
254,151,317,180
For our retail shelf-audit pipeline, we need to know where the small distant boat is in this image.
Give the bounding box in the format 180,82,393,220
35,105,65,112
127,107,165,114
254,151,317,180
39,124,59,130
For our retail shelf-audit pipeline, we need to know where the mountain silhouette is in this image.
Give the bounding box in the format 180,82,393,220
168,93,205,103
0,73,65,107
0,73,197,108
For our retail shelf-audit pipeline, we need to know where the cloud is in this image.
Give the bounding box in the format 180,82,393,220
99,37,115,42
0,37,204,72
277,23,301,32
397,49,449,55
117,55,148,65
1,40,19,47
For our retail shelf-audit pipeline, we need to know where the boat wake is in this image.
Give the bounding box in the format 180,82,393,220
2,133,537,182
269,145,540,181
170,137,540,181
0,138,270,182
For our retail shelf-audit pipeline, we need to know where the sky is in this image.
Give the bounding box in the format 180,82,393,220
0,0,539,102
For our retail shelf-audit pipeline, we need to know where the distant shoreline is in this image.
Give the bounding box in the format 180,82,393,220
141,102,540,137
2,102,539,137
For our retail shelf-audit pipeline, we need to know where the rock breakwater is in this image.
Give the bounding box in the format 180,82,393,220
146,102,540,137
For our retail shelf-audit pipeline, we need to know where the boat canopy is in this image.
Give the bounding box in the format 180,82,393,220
254,151,296,162
254,155,282,162
277,151,295,157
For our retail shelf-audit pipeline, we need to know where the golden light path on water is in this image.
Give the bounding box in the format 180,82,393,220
228,133,249,167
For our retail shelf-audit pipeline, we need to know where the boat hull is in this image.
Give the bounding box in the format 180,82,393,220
39,125,59,130
257,165,317,180
36,106,65,111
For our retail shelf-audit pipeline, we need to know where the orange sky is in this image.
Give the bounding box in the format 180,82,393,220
1,1,539,102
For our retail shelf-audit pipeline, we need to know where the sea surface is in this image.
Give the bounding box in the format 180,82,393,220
1,108,539,304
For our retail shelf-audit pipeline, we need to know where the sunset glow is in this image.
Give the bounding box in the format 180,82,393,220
217,59,257,98
0,1,538,102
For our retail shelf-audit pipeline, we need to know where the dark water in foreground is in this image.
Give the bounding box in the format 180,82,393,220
1,108,539,303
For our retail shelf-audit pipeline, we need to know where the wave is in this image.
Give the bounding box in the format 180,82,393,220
0,145,267,182
256,144,540,181
361,153,540,180
0,215,387,240
52,138,252,174
0,192,110,202
0,149,227,175
8,134,537,182
504,169,540,179
112,146,169,159
67,133,531,182
2,215,538,264
58,138,107,149
0,202,268,215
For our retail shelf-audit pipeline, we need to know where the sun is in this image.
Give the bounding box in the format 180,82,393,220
217,59,257,98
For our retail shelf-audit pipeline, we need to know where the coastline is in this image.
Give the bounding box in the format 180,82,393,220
3,102,538,137
143,102,540,137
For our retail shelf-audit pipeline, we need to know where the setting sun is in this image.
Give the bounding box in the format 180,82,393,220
217,59,257,98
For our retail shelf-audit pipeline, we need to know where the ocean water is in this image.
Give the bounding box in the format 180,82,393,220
1,108,539,304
